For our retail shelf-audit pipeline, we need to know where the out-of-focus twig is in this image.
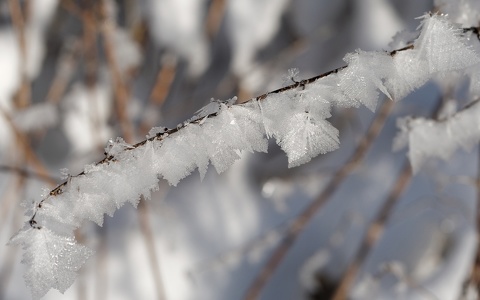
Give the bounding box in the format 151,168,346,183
331,98,443,300
46,39,81,104
8,0,31,108
0,108,56,187
138,201,167,300
8,0,26,51
205,0,226,40
60,0,83,19
99,0,134,142
0,176,26,299
244,99,395,300
464,146,480,296
150,55,177,107
331,162,413,300
99,2,167,298
138,55,177,135
0,174,22,230
81,0,99,87
95,225,108,300
0,164,58,183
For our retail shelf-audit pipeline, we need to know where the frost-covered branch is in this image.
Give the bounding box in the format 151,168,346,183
9,14,480,299
394,98,480,172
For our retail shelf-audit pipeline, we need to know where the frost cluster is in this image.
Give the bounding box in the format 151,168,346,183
9,14,480,299
394,101,480,173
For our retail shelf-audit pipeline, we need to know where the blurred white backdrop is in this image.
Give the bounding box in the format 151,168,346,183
1,0,480,299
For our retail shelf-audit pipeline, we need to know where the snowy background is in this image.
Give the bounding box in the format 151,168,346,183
1,0,479,299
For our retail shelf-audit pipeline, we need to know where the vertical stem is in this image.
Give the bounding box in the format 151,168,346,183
99,2,166,298
95,225,108,300
331,98,443,300
138,201,167,300
99,0,134,142
475,146,480,295
8,0,31,108
331,162,412,300
205,0,226,40
0,177,25,298
466,146,480,295
244,99,395,300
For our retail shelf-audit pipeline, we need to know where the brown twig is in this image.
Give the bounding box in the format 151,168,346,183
95,225,108,300
244,98,395,300
8,0,26,55
60,0,83,19
0,174,23,231
81,0,99,87
74,230,87,300
138,55,178,135
8,0,31,108
98,2,166,298
331,97,444,300
331,162,413,300
0,165,58,183
138,201,167,300
99,0,134,143
205,0,226,40
150,55,177,107
0,176,25,299
46,39,81,104
463,146,480,296
0,108,56,187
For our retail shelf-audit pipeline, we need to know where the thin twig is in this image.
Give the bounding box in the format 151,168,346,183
0,125,31,297
75,229,87,300
331,162,413,300
95,225,108,300
8,0,31,108
99,2,166,298
331,97,444,300
0,165,58,183
0,108,56,187
99,0,134,142
138,201,167,300
463,145,480,296
150,56,177,107
205,0,226,40
8,0,25,54
81,0,99,86
0,177,25,299
139,55,178,135
60,0,83,19
0,174,23,232
244,98,395,300
46,39,81,104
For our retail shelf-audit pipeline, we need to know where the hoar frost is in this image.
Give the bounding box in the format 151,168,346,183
394,100,480,173
9,14,480,299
